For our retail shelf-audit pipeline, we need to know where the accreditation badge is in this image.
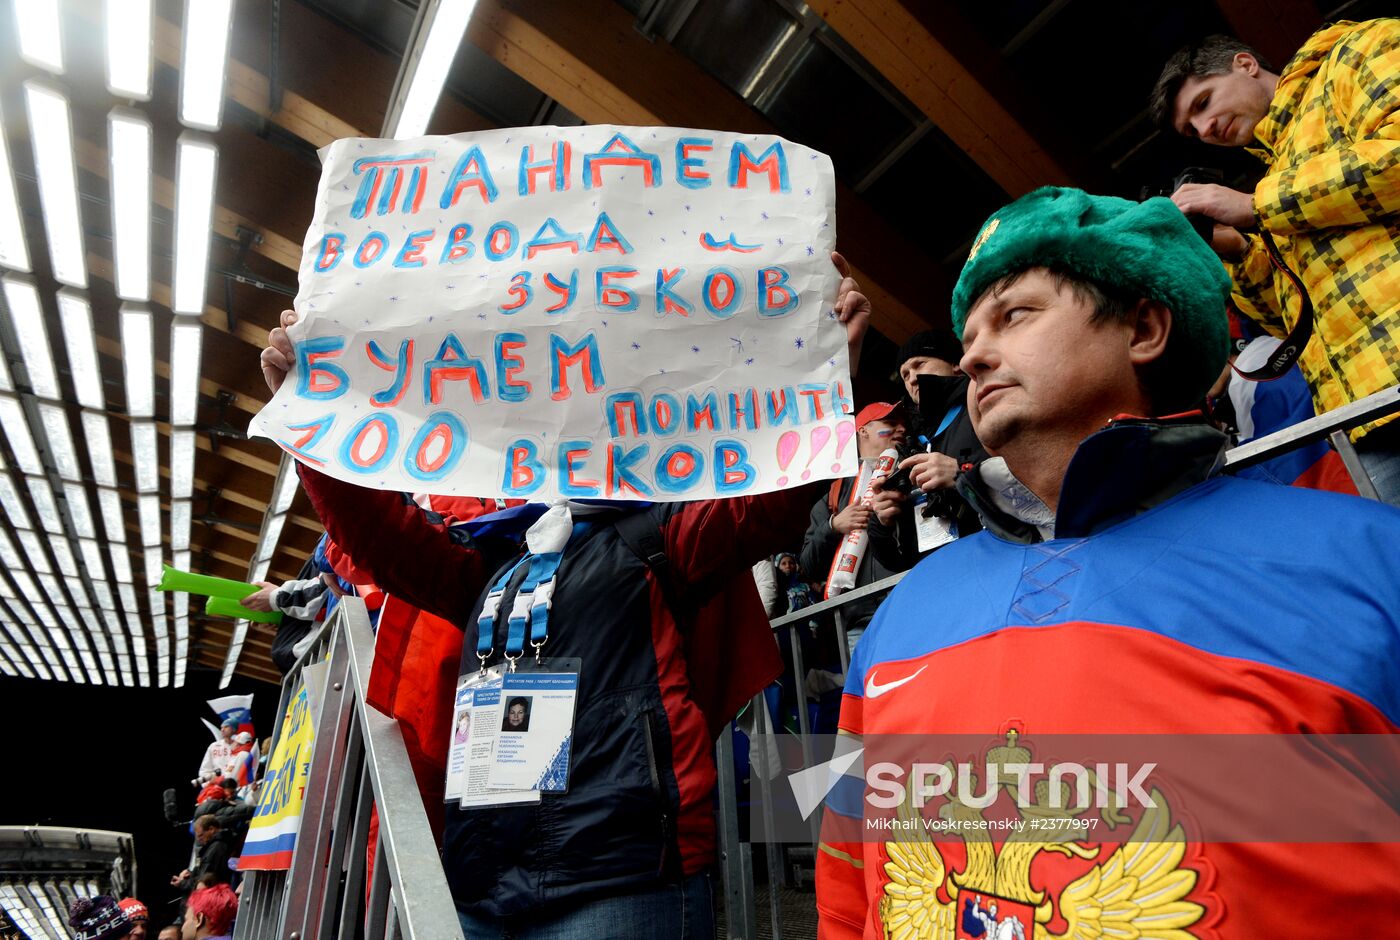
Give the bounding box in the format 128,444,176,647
443,674,484,803
914,493,958,554
455,667,541,808
487,657,581,794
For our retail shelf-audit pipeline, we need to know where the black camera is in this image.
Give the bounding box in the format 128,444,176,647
163,787,183,827
1141,167,1224,243
879,440,925,494
885,441,964,520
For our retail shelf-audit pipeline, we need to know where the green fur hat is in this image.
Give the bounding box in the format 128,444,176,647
951,186,1232,407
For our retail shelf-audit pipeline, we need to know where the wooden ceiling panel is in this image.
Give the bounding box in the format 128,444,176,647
805,0,1072,197
232,0,497,142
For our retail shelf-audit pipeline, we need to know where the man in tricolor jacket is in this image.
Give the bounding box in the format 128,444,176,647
815,187,1400,938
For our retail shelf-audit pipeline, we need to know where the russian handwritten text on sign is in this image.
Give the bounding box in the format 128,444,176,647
250,126,852,499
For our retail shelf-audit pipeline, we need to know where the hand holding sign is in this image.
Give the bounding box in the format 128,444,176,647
831,251,870,376
261,308,298,394
251,125,857,501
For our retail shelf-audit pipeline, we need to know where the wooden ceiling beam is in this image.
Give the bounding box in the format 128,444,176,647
805,0,1072,197
92,328,268,423
84,252,276,355
70,0,364,148
105,437,322,538
192,647,281,685
13,11,308,277
226,0,498,142
115,514,252,573
197,619,276,644
72,136,302,274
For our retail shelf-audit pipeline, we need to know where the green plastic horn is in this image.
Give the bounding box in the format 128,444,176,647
156,565,260,600
206,596,283,625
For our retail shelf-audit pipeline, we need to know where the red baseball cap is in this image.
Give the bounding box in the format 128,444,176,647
855,401,901,429
117,899,147,924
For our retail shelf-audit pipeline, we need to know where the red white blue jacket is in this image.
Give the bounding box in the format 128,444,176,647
817,417,1400,938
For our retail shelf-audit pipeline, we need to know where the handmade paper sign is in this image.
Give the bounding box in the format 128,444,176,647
249,125,855,500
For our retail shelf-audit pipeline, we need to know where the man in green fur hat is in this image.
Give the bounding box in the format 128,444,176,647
816,187,1400,939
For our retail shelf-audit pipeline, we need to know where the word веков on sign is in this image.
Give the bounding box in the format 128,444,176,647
250,125,855,500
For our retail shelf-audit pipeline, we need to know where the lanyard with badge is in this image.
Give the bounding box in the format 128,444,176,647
447,504,582,806
911,406,962,554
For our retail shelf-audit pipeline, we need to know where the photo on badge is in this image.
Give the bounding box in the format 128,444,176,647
501,696,532,732
460,684,540,808
488,667,580,794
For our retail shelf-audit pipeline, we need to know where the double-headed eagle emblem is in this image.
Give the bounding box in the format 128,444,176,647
878,731,1213,939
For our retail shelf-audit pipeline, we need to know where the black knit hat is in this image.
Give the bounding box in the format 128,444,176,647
68,896,130,940
895,330,963,371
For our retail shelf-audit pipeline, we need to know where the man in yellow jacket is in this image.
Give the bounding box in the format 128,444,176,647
1150,19,1400,505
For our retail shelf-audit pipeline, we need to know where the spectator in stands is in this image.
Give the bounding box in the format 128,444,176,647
260,252,870,937
194,720,235,787
192,777,254,843
888,329,987,550
67,896,131,940
774,553,816,615
817,187,1400,937
800,402,906,645
753,552,816,619
192,785,226,821
180,884,237,940
1151,20,1400,504
171,816,233,892
240,561,329,673
222,733,256,793
751,556,782,619
895,329,985,479
218,777,238,803
157,928,180,940
116,899,147,940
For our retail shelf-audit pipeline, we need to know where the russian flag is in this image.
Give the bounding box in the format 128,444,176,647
1229,336,1358,494
206,693,255,739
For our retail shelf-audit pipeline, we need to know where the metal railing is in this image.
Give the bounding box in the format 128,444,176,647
234,598,463,940
237,385,1397,939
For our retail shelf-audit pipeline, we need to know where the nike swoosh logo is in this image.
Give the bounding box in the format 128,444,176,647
865,665,927,698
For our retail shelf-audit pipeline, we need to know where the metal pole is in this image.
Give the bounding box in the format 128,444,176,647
1328,430,1382,501
749,694,786,935
336,764,376,939
786,623,820,849
343,599,465,939
280,623,356,938
714,725,756,939
833,606,851,676
366,835,391,940
315,715,366,940
1224,385,1400,470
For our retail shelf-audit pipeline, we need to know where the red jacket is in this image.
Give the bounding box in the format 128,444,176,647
298,466,810,915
